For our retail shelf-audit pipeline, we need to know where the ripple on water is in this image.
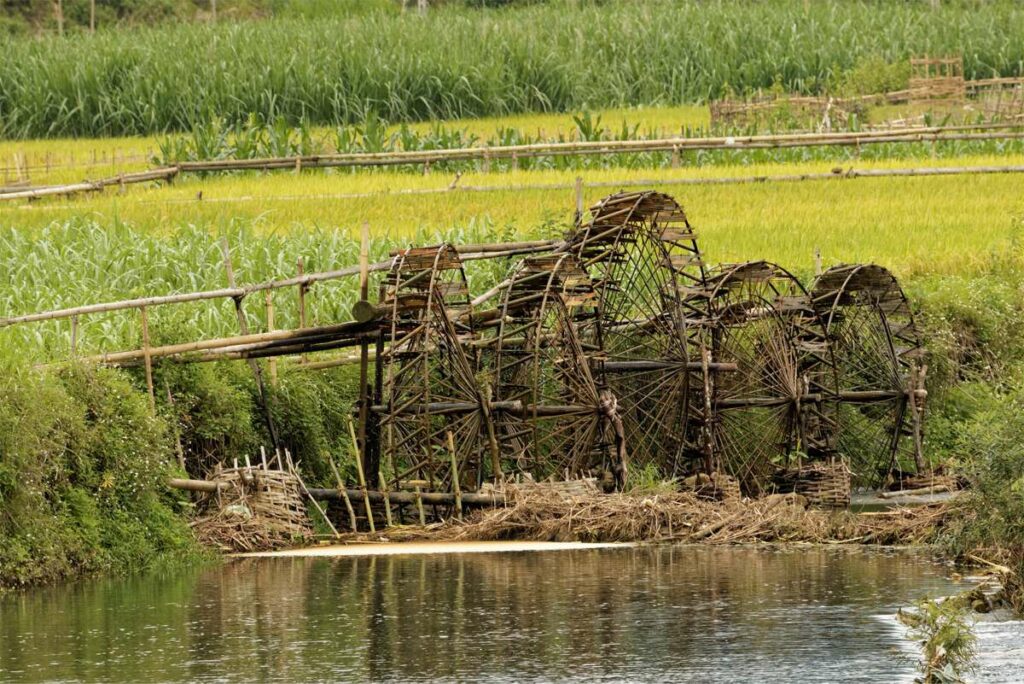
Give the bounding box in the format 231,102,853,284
0,546,1021,682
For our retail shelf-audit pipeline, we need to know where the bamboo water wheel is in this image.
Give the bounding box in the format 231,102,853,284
810,264,926,486
564,190,709,476
374,244,503,492
483,254,624,483
702,262,839,492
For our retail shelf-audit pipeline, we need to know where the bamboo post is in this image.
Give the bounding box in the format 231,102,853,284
220,239,280,450
297,257,307,328
349,418,376,533
701,345,715,475
574,176,584,225
140,306,156,412
329,457,358,533
166,382,187,471
54,0,64,36
90,0,95,32
297,257,308,364
378,472,394,528
287,449,340,538
265,290,277,387
358,221,372,480
414,486,426,525
447,431,463,521
70,315,78,358
909,364,927,473
211,0,217,21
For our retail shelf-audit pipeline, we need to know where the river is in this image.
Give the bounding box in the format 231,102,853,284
1,546,1022,682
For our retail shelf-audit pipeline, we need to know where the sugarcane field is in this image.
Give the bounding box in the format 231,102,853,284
6,1,1024,681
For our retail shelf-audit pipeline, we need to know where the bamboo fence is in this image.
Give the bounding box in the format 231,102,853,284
5,122,1024,203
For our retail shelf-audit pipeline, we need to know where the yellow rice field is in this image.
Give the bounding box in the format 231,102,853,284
2,151,1021,278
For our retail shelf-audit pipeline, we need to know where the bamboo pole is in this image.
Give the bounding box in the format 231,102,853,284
378,472,394,528
54,0,64,36
329,457,358,533
169,125,1024,172
140,306,156,412
70,315,78,358
297,257,307,364
221,239,280,450
447,431,463,521
6,122,1023,205
287,449,339,538
414,486,426,525
349,418,376,533
265,290,277,386
166,382,187,471
0,242,557,329
71,321,368,366
168,477,502,506
358,221,372,481
574,176,584,225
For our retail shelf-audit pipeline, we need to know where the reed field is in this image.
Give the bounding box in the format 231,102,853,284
2,0,1024,138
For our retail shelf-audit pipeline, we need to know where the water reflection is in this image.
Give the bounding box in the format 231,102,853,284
0,547,991,682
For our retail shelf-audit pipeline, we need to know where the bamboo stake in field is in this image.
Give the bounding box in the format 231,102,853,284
70,315,78,358
140,306,156,412
221,239,280,450
358,221,372,482
265,290,277,387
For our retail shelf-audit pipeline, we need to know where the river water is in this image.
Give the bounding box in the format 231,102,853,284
1,546,1022,682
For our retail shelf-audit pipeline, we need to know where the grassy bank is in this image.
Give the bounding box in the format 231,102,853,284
3,0,1024,137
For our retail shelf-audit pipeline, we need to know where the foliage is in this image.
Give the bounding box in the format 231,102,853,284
3,0,1024,137
831,55,911,97
897,596,977,683
0,363,198,588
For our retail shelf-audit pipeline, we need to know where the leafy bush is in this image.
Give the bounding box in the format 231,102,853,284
0,364,196,588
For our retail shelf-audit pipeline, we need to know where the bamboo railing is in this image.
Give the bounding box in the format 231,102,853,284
5,122,1024,203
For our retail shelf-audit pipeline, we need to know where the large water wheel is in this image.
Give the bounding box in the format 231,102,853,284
702,261,839,492
477,254,624,483
810,264,926,486
373,244,503,493
563,190,710,476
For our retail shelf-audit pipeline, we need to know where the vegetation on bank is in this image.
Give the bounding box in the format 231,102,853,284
1,215,1024,586
2,0,1024,137
0,363,196,588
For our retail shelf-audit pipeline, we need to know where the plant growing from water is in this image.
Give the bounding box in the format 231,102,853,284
897,596,977,683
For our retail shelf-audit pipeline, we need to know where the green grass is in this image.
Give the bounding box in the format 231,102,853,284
3,0,1024,138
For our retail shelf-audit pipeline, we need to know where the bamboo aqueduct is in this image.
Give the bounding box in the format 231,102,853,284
0,190,929,536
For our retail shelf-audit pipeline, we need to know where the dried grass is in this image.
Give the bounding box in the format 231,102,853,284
343,486,950,547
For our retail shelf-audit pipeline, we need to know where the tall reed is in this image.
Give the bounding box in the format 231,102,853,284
2,0,1023,138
